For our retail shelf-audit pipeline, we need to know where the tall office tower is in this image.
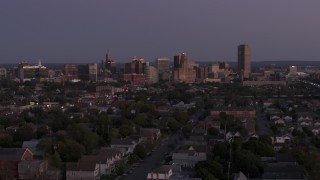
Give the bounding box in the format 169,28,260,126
208,64,219,78
156,57,170,74
238,44,251,79
63,64,78,81
145,65,159,84
173,53,196,82
78,64,98,82
174,53,187,68
88,64,98,82
102,51,117,73
197,66,208,80
156,57,170,81
125,57,146,74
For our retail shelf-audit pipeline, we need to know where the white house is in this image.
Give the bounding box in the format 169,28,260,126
147,165,173,180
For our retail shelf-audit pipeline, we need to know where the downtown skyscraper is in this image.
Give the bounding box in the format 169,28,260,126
238,44,251,79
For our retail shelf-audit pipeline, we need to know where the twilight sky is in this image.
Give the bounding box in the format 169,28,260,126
1,0,320,64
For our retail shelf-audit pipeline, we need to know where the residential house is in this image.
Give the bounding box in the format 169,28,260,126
242,118,256,135
210,107,256,119
271,135,290,151
183,135,206,146
0,148,33,179
233,171,248,180
197,116,221,130
274,119,286,126
110,138,137,155
206,134,225,146
147,165,173,180
66,162,99,180
80,149,123,175
262,153,305,180
140,128,161,143
172,145,207,168
283,116,293,123
18,160,48,180
22,139,43,157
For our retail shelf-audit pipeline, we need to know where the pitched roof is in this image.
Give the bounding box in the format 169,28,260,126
0,148,32,160
66,162,97,172
150,165,172,174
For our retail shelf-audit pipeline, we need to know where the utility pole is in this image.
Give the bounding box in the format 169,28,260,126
227,137,233,180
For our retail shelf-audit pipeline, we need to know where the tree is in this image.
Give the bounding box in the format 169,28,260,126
167,118,181,132
58,139,86,162
66,123,99,153
182,124,193,135
37,138,55,154
128,154,140,164
13,124,36,142
243,139,275,157
133,114,151,128
208,127,220,136
0,136,13,148
174,111,189,124
36,125,49,138
119,124,134,137
195,160,225,180
212,143,228,159
50,152,62,168
233,149,264,178
134,144,147,159
259,135,273,145
303,127,313,137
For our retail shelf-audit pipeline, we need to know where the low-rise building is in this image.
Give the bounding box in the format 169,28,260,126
66,162,99,180
110,138,138,155
0,148,33,179
140,128,161,143
172,145,207,168
18,160,48,180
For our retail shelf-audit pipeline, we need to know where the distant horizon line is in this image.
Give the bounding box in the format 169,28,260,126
1,60,320,65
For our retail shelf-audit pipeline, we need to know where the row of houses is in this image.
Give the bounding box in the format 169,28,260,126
66,128,161,180
0,148,61,180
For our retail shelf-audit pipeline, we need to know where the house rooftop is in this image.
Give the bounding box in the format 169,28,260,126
66,162,97,172
0,148,32,160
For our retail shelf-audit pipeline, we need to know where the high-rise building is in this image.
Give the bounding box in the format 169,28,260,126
88,64,98,82
122,57,147,85
102,51,117,74
156,57,170,81
78,64,98,82
173,53,196,82
288,66,297,76
0,68,7,79
197,66,208,80
155,57,169,74
16,60,48,82
63,64,78,81
145,65,159,84
238,44,251,79
174,53,187,69
124,57,146,74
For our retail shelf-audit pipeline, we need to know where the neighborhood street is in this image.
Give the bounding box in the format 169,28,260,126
119,132,180,180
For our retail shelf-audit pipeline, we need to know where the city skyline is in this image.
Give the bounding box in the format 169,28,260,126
1,0,320,63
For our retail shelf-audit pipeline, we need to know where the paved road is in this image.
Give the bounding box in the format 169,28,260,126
120,110,203,180
120,132,180,180
256,103,272,135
